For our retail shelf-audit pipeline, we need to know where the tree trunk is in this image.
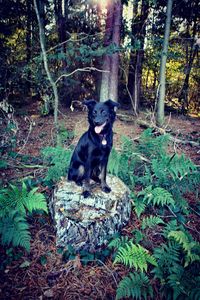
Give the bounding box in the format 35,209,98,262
100,0,122,102
100,2,114,102
26,0,32,93
127,0,149,114
33,0,59,134
109,1,122,101
156,0,173,127
178,21,198,113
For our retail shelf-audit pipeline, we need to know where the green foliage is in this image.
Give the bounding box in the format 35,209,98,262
0,210,31,251
137,128,170,159
0,182,47,252
152,240,200,300
108,136,139,186
138,186,175,207
109,129,199,300
57,125,74,146
116,272,153,300
42,146,72,183
132,195,146,218
108,235,131,250
0,160,8,169
152,242,181,280
168,230,200,267
141,215,164,229
0,182,47,215
114,241,157,272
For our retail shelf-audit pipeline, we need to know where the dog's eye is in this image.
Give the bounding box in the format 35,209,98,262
101,110,107,116
93,110,97,116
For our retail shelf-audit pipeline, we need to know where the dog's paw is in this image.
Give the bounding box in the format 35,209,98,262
82,190,91,198
76,181,83,186
102,185,111,193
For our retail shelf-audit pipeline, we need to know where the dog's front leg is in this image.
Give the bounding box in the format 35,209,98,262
82,178,91,198
100,159,111,193
82,164,92,198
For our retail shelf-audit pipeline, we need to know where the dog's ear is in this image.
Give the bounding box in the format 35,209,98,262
83,99,97,110
105,99,120,112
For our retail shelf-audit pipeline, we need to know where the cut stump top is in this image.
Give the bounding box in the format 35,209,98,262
50,175,131,252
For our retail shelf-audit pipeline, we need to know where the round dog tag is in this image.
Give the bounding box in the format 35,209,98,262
102,138,107,145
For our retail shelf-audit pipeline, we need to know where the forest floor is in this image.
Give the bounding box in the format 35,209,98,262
0,102,200,300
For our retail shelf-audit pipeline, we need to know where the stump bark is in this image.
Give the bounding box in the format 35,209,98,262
50,175,131,252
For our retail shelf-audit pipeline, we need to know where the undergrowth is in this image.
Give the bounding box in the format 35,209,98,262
0,126,199,299
108,128,200,299
0,182,48,255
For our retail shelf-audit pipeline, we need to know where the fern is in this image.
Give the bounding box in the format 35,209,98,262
0,211,31,251
108,148,121,176
116,272,153,300
42,146,72,183
167,266,187,300
132,197,146,218
114,242,157,272
141,215,165,229
162,219,180,237
0,182,47,215
189,286,200,300
168,154,197,181
168,230,200,266
151,153,199,194
137,128,170,159
108,235,131,250
132,229,145,244
152,242,181,280
138,186,175,207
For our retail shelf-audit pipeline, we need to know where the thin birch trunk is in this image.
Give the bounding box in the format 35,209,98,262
109,1,122,101
33,0,59,132
156,0,173,126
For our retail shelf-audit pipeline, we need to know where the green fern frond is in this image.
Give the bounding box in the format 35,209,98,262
154,242,180,266
167,267,187,300
162,220,179,237
168,230,200,266
42,146,72,182
138,128,170,159
168,231,192,252
108,148,121,176
132,197,146,218
114,242,157,272
151,153,198,190
142,215,165,229
0,182,47,215
25,186,48,213
168,154,197,181
116,272,153,300
108,236,131,250
139,186,175,207
0,211,31,251
189,287,200,300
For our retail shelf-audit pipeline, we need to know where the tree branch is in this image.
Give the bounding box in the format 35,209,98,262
55,67,110,85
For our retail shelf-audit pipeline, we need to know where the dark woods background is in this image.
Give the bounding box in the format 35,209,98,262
0,0,199,116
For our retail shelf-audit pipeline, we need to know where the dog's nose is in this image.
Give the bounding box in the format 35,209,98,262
94,121,102,126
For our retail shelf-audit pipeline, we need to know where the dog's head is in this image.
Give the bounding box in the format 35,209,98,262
83,99,120,134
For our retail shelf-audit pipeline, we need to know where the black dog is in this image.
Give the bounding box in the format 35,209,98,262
68,99,119,198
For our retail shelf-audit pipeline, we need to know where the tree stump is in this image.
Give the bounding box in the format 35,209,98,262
50,175,131,252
